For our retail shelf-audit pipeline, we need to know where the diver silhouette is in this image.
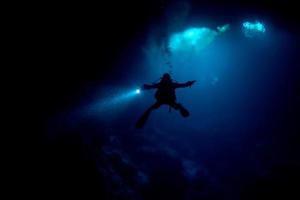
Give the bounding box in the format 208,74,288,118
136,73,196,128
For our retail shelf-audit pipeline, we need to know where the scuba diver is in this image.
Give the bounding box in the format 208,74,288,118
136,73,196,128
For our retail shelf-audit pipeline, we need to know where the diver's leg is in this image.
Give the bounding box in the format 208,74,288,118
170,102,190,117
136,102,161,128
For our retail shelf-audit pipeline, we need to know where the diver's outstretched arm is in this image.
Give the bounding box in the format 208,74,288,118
174,80,196,88
142,83,159,90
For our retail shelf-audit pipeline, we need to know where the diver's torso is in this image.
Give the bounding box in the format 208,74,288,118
155,82,176,103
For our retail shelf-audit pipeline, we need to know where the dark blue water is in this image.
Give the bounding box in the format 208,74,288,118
38,3,299,200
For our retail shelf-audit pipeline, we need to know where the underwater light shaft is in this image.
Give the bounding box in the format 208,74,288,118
169,27,218,52
242,21,266,37
168,25,229,53
243,21,265,32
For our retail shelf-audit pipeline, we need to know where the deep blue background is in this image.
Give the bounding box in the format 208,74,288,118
20,1,299,199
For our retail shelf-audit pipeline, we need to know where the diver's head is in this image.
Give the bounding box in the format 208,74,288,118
161,73,172,83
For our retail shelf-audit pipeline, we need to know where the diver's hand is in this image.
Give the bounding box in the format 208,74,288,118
188,80,196,87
